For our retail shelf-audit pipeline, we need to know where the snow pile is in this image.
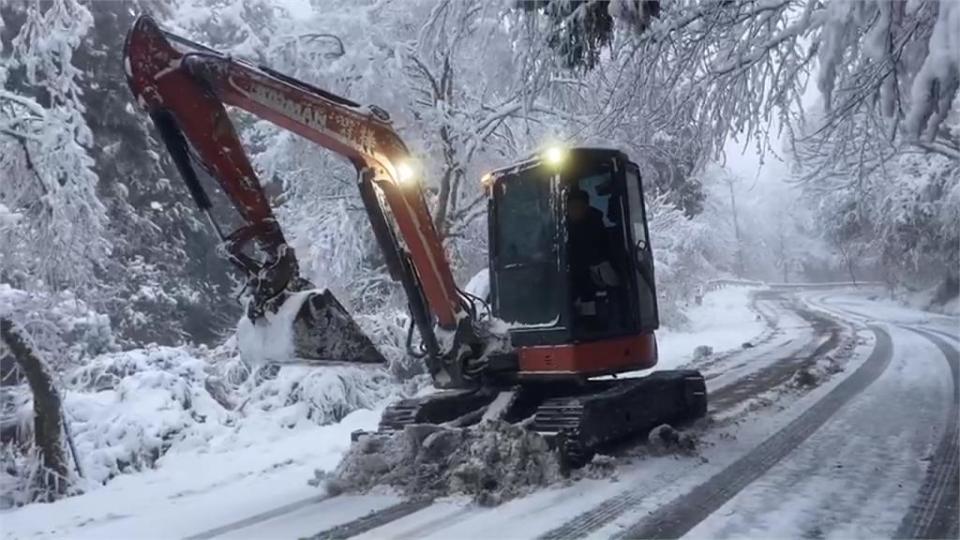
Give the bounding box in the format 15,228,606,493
789,354,847,390
899,281,960,316
655,286,767,371
236,290,314,364
325,421,563,506
789,328,861,391
647,424,700,455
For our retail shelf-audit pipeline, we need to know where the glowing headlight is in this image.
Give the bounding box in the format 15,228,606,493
543,146,566,166
396,161,417,184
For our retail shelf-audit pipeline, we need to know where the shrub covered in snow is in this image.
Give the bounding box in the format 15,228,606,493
0,284,116,373
1,337,411,507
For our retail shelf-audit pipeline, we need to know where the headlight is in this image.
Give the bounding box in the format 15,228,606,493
396,161,417,184
543,146,566,166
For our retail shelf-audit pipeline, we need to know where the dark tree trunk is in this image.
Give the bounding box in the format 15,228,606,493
0,318,69,499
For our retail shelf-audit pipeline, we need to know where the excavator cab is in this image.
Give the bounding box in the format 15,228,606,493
487,148,660,378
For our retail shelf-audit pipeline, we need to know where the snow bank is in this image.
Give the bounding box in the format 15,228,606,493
900,283,960,316
327,421,563,506
655,286,767,371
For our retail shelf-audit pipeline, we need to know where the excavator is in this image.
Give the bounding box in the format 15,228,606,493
123,16,706,467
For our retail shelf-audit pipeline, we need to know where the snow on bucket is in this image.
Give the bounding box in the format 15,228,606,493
237,289,386,365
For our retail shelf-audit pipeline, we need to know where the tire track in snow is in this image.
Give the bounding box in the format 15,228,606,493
707,302,843,412
611,325,893,539
306,499,434,540
896,328,959,540
184,494,331,540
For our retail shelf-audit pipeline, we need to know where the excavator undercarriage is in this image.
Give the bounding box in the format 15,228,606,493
374,370,706,468
124,16,707,470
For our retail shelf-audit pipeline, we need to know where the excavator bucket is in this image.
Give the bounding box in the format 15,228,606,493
290,290,386,364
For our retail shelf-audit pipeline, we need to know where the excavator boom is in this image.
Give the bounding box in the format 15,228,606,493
124,17,475,377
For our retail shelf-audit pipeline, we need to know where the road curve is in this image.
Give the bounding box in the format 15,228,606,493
612,325,893,539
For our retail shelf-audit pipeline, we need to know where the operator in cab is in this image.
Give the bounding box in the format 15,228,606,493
566,188,620,328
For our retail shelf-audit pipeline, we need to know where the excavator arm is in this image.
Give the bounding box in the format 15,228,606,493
124,17,479,381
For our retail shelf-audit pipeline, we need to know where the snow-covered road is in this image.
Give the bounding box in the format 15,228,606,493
3,286,957,540
684,324,948,538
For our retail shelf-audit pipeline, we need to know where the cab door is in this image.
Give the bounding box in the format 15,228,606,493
623,162,660,330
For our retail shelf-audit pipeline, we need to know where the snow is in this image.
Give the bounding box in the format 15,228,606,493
0,284,765,537
806,289,959,331
1,405,384,540
654,285,767,371
0,202,21,227
463,268,489,300
487,315,561,332
0,284,116,364
154,58,183,80
10,284,908,540
687,324,953,539
216,494,400,540
235,290,314,364
905,0,960,138
330,420,564,507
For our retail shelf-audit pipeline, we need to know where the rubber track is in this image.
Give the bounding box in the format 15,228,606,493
609,325,893,539
305,499,434,540
896,328,959,540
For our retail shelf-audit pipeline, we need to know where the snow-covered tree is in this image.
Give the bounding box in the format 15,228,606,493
0,0,109,292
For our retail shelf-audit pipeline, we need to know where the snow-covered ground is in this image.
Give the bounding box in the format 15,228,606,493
0,286,769,540
686,324,952,538
655,285,767,371
6,286,954,540
1,405,383,540
811,290,959,333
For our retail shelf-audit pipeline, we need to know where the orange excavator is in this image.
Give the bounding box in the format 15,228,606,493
124,16,706,466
